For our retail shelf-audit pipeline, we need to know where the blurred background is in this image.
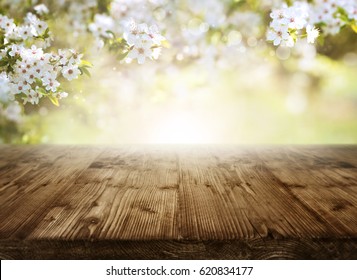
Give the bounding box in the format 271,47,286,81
1,0,357,144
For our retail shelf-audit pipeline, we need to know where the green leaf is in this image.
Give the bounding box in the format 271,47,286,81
79,66,91,77
161,40,170,48
317,34,325,46
105,30,116,39
117,51,129,61
0,59,8,67
116,37,126,44
227,0,245,15
80,60,93,67
37,87,47,95
351,24,357,33
49,95,59,107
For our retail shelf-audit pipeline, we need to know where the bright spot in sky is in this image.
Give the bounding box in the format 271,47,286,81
286,91,307,114
149,112,213,144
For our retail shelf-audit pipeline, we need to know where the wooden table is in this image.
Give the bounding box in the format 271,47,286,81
0,145,356,259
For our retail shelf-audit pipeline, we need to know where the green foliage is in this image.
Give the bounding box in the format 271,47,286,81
97,0,112,13
36,27,51,40
105,35,130,61
352,24,357,33
227,0,246,15
335,7,357,33
79,60,93,77
48,95,59,107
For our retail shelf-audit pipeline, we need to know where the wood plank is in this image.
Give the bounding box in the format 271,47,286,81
0,145,356,259
257,146,357,237
0,146,102,239
29,147,180,240
0,239,356,260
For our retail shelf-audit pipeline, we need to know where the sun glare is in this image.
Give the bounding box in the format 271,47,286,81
148,113,213,144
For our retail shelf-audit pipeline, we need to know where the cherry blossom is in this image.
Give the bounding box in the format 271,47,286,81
123,21,166,64
0,4,87,118
306,25,319,43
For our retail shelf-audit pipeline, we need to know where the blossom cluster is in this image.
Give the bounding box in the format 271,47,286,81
124,21,166,64
88,14,116,49
88,0,166,64
0,10,86,122
66,0,97,36
311,0,357,35
267,0,357,47
109,0,158,24
0,12,51,47
1,45,82,103
187,0,226,28
267,2,319,47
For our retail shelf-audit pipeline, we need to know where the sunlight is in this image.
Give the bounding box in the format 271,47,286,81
148,113,213,144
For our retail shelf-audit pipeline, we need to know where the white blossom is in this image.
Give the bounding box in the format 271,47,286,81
345,3,357,21
23,89,42,105
187,0,226,27
267,24,293,46
62,65,81,81
0,13,84,107
306,25,319,44
128,40,153,64
89,14,115,39
124,20,165,64
310,0,347,35
0,73,11,103
57,91,68,99
267,1,319,47
34,4,49,15
0,15,16,33
9,45,24,57
3,102,22,122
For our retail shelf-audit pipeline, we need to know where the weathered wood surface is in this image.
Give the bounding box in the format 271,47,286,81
0,145,356,259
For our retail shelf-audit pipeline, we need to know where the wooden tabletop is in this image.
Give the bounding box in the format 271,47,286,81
0,145,356,259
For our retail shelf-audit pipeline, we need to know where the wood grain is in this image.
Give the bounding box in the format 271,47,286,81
0,145,356,259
